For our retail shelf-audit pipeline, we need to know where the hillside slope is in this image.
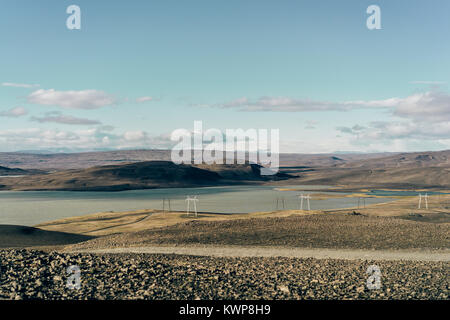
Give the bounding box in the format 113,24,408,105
338,150,450,169
0,166,29,176
0,161,290,191
295,166,450,188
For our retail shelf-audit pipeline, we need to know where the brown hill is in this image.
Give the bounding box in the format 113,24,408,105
0,225,94,248
280,150,450,188
0,161,290,191
338,150,450,169
0,150,395,170
294,166,450,188
0,166,29,176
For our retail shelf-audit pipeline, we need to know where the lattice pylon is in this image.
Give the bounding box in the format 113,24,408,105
418,193,428,209
298,193,311,211
186,195,199,217
162,198,171,212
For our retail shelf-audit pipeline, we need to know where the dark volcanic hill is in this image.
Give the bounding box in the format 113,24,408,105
0,166,29,176
0,161,290,191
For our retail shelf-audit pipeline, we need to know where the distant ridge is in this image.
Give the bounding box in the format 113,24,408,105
0,161,291,191
337,150,450,169
0,165,29,176
291,150,450,188
0,149,404,170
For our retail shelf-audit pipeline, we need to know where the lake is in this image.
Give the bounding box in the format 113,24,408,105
0,185,396,226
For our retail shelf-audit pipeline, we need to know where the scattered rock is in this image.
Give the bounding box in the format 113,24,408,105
0,249,447,300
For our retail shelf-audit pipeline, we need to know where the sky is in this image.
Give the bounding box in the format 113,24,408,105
0,0,449,153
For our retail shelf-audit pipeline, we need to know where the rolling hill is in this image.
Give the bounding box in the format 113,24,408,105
0,150,448,190
0,166,29,176
337,150,450,169
0,150,394,170
0,161,291,191
294,166,450,189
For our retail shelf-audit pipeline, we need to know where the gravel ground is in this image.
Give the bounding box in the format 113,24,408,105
69,214,450,251
0,249,448,300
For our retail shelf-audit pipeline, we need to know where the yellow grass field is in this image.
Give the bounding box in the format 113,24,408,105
36,193,450,237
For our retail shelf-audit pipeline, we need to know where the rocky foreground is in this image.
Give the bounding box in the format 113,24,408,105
0,249,448,300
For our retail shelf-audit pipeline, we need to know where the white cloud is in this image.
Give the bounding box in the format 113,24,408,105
136,96,154,103
410,81,446,85
124,130,146,141
215,96,355,112
333,91,450,148
0,106,28,117
205,96,401,112
208,91,450,123
31,112,101,125
391,91,450,122
2,82,40,88
0,127,175,152
336,120,450,152
27,89,116,109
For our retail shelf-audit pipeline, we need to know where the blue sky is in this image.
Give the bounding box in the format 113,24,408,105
0,0,449,153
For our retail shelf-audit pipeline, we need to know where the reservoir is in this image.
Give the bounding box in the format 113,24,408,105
0,185,397,226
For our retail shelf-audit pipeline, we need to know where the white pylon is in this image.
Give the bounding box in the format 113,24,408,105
275,197,286,210
418,193,428,209
162,198,171,212
358,197,366,209
298,193,311,211
186,195,199,217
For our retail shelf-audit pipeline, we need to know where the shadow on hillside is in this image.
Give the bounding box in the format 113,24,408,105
0,225,95,248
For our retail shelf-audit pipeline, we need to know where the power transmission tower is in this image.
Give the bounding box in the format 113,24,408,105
358,197,366,209
418,193,428,209
275,197,286,210
298,193,311,211
186,195,199,217
162,198,171,212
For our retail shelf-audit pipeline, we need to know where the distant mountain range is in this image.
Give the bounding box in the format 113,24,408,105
0,149,448,189
0,149,399,170
336,150,450,169
291,150,450,189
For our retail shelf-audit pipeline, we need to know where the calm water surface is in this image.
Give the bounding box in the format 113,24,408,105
0,185,396,226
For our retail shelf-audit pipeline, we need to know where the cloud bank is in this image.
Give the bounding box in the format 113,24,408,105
27,89,116,109
31,112,101,125
0,107,28,117
2,82,40,88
